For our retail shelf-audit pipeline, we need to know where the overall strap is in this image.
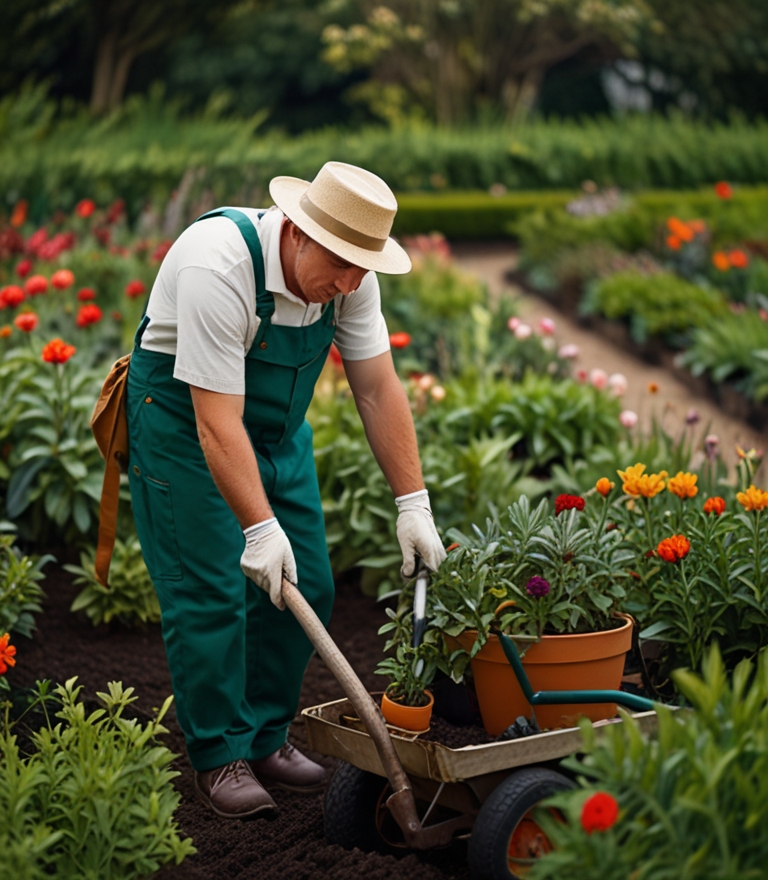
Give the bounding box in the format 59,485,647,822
195,208,274,320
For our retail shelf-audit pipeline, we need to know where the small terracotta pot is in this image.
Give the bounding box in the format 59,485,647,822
380,689,434,732
450,614,633,735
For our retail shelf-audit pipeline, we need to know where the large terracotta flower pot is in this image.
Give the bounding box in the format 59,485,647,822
380,689,434,732
452,615,633,735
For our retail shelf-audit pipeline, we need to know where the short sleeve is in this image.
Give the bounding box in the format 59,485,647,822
333,272,391,361
173,263,256,394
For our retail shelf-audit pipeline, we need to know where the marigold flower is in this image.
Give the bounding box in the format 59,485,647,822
712,251,730,272
51,269,75,290
668,471,698,500
125,279,147,298
689,219,706,234
617,463,668,498
657,534,691,563
648,382,659,394
75,198,96,218
525,576,551,598
737,485,768,512
0,632,17,674
76,303,103,328
595,477,615,497
714,181,732,199
666,217,694,242
15,258,32,278
1,285,25,308
41,338,76,364
24,275,48,296
14,312,38,333
666,234,682,250
10,200,28,228
0,325,11,338
389,331,411,349
703,496,726,516
555,494,585,516
728,249,749,269
581,792,619,834
77,288,97,301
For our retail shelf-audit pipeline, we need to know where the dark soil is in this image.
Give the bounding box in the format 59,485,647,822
13,567,473,880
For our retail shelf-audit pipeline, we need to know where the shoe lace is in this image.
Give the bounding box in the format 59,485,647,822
215,758,250,786
278,742,295,760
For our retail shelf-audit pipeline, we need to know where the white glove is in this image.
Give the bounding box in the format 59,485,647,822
395,489,446,580
241,518,297,611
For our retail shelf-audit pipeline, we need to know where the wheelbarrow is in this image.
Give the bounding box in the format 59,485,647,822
283,572,657,880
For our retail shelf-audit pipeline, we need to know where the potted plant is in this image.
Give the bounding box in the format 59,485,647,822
427,493,635,734
375,605,439,732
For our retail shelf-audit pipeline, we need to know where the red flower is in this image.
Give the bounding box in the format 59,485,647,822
41,338,76,364
728,249,749,269
554,494,586,516
51,269,75,290
328,342,343,367
1,285,25,308
581,792,619,834
24,275,48,296
389,331,411,349
94,227,111,246
25,228,48,256
125,279,146,298
106,199,125,224
15,258,33,278
657,534,691,564
703,496,726,516
77,288,97,301
714,181,732,200
14,312,38,333
0,632,17,674
76,303,103,328
75,198,96,218
151,240,173,262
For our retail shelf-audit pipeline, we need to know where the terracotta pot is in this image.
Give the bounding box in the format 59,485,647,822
452,615,633,735
380,689,434,732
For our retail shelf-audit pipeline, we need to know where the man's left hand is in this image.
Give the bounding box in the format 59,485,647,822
395,489,446,579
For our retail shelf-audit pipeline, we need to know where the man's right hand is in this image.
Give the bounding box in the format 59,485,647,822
241,518,297,610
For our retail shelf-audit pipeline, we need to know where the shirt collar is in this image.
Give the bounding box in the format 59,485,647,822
259,207,314,308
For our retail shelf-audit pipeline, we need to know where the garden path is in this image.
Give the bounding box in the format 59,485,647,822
453,242,766,475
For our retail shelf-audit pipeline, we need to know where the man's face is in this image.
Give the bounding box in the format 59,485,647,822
293,233,368,304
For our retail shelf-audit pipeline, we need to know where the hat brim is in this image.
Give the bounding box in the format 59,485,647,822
269,176,412,275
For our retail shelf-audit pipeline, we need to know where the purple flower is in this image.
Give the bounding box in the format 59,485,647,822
525,576,551,598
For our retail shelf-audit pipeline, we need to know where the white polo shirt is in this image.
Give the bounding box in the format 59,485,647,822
140,206,391,395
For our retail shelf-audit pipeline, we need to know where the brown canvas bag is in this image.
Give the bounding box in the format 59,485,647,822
90,352,132,586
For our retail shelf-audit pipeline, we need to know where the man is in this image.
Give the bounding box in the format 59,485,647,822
126,161,446,820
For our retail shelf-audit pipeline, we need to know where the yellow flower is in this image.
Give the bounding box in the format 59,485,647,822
737,485,768,512
668,471,698,500
595,477,615,497
617,463,646,495
617,463,667,498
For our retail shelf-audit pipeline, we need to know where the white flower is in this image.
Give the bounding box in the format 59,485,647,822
514,323,532,340
430,385,446,401
558,343,579,359
607,372,628,396
619,410,639,428
417,373,436,391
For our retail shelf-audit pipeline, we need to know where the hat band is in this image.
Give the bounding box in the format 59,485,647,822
300,194,387,253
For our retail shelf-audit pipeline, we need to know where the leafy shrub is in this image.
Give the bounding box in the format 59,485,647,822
581,270,728,344
680,307,768,401
0,534,53,638
64,534,160,627
1,678,195,878
531,646,768,880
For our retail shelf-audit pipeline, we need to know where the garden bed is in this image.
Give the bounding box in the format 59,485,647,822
13,566,472,880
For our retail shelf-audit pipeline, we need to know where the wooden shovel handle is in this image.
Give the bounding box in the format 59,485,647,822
281,578,411,796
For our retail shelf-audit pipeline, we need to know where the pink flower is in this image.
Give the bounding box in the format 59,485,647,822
538,317,556,335
607,373,628,396
514,323,532,340
507,316,521,332
619,410,638,428
589,368,608,390
558,343,579,359
576,368,588,383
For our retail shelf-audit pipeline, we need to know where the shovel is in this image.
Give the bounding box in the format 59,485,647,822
282,571,458,850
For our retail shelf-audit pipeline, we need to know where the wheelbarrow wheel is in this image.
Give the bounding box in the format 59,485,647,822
324,761,397,854
468,766,574,880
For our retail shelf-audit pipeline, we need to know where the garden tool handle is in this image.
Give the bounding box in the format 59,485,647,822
411,557,429,649
281,577,412,795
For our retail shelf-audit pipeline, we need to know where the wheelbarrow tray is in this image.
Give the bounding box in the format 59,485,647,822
302,697,658,785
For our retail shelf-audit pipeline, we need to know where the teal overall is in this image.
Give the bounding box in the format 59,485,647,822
127,209,336,771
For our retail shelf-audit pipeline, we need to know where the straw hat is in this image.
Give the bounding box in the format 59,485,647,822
269,161,412,275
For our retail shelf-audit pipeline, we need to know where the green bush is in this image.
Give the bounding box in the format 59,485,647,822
531,646,768,880
0,534,53,639
1,678,195,878
581,270,728,344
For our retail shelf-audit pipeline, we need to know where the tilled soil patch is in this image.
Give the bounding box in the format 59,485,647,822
13,567,472,880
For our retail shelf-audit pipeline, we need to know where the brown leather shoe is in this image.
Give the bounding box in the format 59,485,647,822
250,743,329,794
194,759,277,819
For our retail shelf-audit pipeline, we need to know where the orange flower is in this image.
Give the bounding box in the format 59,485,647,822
737,485,768,512
51,269,75,290
689,219,706,235
41,338,76,364
0,632,17,674
703,496,726,515
617,463,668,498
666,217,694,243
0,325,11,338
714,181,732,199
595,477,615,497
668,471,698,500
712,251,730,272
666,234,682,250
10,200,28,228
648,382,659,394
657,535,691,563
728,249,749,269
14,312,38,333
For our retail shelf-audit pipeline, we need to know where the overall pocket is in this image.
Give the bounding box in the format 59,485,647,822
130,469,184,583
